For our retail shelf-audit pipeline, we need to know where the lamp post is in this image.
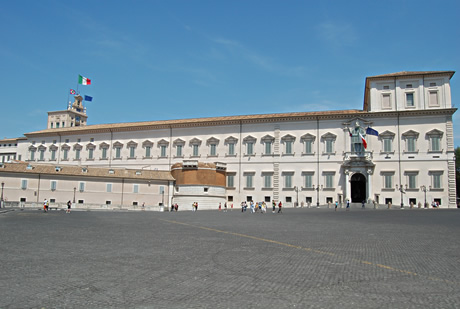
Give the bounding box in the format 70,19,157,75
294,186,299,208
73,187,76,203
420,185,427,208
1,182,4,209
399,184,405,208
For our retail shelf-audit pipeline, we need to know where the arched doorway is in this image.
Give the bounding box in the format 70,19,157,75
350,173,366,203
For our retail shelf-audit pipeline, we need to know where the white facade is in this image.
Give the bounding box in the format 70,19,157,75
5,71,457,208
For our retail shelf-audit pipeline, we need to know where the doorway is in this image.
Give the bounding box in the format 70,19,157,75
350,173,366,203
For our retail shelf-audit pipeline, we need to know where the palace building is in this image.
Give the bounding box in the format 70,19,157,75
0,71,457,209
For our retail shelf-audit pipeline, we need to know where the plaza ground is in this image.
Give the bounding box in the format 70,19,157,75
0,207,459,308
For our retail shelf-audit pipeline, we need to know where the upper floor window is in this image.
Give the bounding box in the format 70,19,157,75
86,143,96,160
127,141,138,159
244,173,254,189
429,171,443,189
243,136,256,156
321,133,336,155
28,146,36,161
50,180,57,191
381,171,394,189
302,172,314,189
113,141,123,159
227,173,235,188
261,135,275,156
405,92,415,107
207,137,219,157
225,136,238,156
189,138,201,157
99,142,109,160
38,146,46,161
426,129,443,152
106,183,112,193
173,139,184,157
405,171,418,190
281,134,296,155
301,133,315,155
402,130,419,153
283,172,294,189
21,179,28,190
143,140,154,158
157,139,169,158
324,172,335,189
379,131,395,153
382,93,391,109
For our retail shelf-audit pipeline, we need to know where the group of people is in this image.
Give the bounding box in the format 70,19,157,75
218,202,230,212
42,199,71,213
170,203,179,212
239,200,283,214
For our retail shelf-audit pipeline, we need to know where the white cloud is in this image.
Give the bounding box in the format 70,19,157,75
316,21,358,47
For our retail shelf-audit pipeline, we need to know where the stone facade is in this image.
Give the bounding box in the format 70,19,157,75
1,71,457,209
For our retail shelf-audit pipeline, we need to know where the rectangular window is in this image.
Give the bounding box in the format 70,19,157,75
408,174,417,189
75,149,80,160
325,140,333,153
431,137,440,151
432,174,441,189
102,148,107,159
56,123,60,128
130,147,135,158
192,145,199,156
107,183,112,193
407,138,416,152
133,184,139,193
382,94,391,109
285,174,292,188
39,150,45,161
79,182,85,192
265,142,272,155
406,93,414,107
305,141,313,154
88,148,94,159
115,148,121,158
51,149,56,160
246,175,253,188
176,145,182,157
383,138,392,152
429,91,439,106
160,145,167,157
247,142,254,155
264,175,272,188
227,175,234,187
285,141,292,154
304,174,313,188
325,174,334,188
145,146,151,157
30,150,35,161
384,175,393,189
50,180,57,191
210,144,217,156
21,179,28,190
228,143,235,155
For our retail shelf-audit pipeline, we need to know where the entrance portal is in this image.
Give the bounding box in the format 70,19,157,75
350,173,366,203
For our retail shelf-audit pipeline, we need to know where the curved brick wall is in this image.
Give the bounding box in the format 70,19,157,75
171,162,226,187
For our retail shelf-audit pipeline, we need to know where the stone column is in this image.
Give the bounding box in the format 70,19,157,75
344,170,350,202
367,169,373,203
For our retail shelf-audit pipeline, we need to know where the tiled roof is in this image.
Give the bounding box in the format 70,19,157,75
24,109,365,136
0,162,175,181
367,71,455,79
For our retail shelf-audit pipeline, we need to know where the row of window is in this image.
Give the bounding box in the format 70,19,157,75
227,171,443,190
27,128,444,162
20,180,165,194
380,83,440,109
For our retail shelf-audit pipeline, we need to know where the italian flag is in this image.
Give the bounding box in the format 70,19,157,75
78,75,91,85
359,132,367,149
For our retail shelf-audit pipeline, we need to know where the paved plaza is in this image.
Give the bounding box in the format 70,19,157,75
1,207,459,308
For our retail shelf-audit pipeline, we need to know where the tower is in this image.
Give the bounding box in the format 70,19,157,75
47,95,88,129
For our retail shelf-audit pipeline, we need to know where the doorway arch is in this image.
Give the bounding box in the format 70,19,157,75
350,173,366,203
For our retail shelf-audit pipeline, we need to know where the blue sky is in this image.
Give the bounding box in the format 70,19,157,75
1,0,459,146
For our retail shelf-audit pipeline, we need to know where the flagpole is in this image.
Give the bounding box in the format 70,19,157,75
76,75,79,95
67,89,70,109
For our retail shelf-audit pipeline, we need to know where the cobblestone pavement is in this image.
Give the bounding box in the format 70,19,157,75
1,207,459,308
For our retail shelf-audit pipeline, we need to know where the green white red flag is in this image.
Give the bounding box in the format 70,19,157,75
78,75,91,85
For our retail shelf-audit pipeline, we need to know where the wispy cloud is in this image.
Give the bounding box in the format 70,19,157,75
212,37,305,77
316,21,358,47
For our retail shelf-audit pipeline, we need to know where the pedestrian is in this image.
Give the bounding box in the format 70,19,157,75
272,201,276,213
67,200,72,213
195,202,198,211
250,201,255,213
231,203,233,211
43,199,49,212
175,203,179,212
241,201,244,212
346,200,350,211
142,202,145,211
224,202,227,212
335,201,338,211
219,203,222,211
362,200,365,209
171,204,174,212
278,201,283,213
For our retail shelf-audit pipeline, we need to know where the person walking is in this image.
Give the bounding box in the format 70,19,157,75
219,203,222,211
346,200,350,211
335,201,338,211
272,201,276,213
278,201,283,213
43,199,49,213
67,200,72,213
224,202,227,212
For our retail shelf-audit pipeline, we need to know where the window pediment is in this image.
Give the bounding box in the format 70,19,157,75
301,133,316,142
379,130,395,139
206,137,220,145
225,136,238,144
99,142,110,149
426,129,443,137
127,140,138,147
113,141,124,148
189,138,201,146
321,132,337,140
37,145,47,151
261,135,275,142
243,135,256,143
402,130,419,138
86,143,96,150
158,139,169,146
142,140,154,147
281,134,296,142
73,143,82,150
61,144,70,150
173,138,185,146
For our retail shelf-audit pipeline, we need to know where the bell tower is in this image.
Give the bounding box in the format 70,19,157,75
47,95,88,129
